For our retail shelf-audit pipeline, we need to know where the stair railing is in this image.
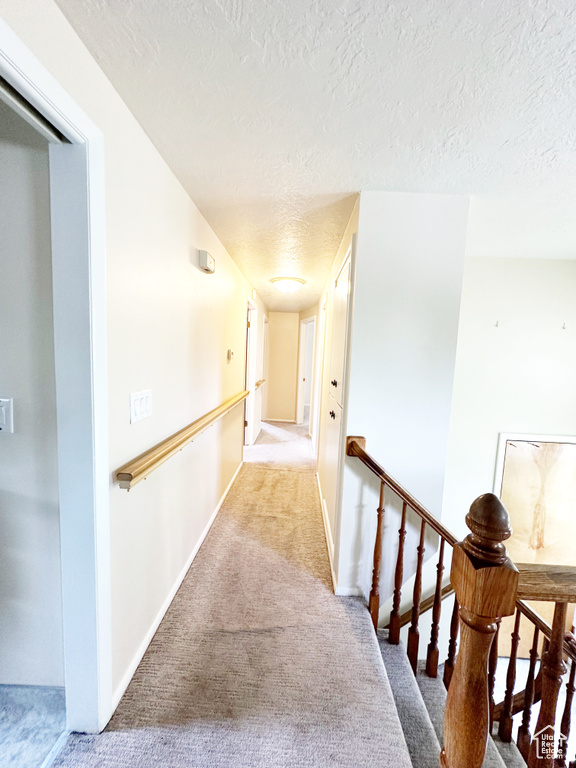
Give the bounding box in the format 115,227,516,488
346,435,576,768
346,436,458,677
491,567,576,768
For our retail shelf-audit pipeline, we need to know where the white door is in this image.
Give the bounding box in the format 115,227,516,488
296,317,316,427
244,304,258,445
323,399,343,535
329,256,351,407
321,246,354,568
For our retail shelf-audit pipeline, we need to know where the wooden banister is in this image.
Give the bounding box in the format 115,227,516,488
517,630,542,758
386,583,454,632
528,601,569,768
516,562,576,603
346,437,459,546
516,600,576,663
426,537,446,677
346,434,576,767
369,481,386,630
494,667,543,723
499,608,522,741
116,390,249,490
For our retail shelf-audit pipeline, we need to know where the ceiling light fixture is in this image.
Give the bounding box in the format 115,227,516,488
271,277,305,293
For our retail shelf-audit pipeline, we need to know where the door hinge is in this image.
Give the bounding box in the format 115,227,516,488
247,321,251,328
244,420,248,427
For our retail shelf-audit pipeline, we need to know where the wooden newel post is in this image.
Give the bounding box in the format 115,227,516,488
441,494,519,768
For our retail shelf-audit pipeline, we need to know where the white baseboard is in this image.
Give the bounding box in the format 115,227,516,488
40,730,70,768
110,460,243,713
265,418,296,423
335,586,363,597
315,472,337,592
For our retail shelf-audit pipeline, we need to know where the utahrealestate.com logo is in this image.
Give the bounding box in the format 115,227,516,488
533,726,567,760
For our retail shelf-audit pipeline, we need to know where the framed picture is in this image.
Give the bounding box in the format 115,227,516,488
494,434,576,564
494,434,576,656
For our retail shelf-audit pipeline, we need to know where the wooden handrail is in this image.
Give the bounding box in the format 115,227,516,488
516,562,576,603
347,433,576,767
255,379,266,389
116,390,249,490
346,436,458,546
516,599,576,663
347,435,576,654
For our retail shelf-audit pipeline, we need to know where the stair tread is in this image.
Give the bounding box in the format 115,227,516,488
347,604,414,768
490,732,528,768
377,636,442,768
415,664,525,768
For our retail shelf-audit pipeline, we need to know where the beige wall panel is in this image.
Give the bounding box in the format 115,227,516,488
267,312,299,421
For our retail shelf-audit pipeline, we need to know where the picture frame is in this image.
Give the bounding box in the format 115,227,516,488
494,433,576,560
493,433,576,657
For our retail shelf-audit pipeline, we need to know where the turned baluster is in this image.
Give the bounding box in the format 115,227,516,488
556,654,576,767
368,481,386,630
388,501,407,644
499,608,522,742
528,601,568,768
441,494,519,768
488,619,500,730
517,626,540,760
426,538,445,677
444,595,459,690
407,519,426,673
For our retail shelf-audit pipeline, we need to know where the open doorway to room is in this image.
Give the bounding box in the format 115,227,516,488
0,20,112,741
243,298,260,446
0,95,67,768
296,317,316,434
244,311,317,470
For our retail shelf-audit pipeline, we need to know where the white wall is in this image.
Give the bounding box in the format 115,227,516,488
339,191,469,599
0,0,260,709
443,257,576,538
266,311,299,421
0,101,63,686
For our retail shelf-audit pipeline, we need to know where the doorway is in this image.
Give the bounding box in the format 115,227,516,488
243,299,259,446
297,318,316,434
0,96,67,768
0,23,112,735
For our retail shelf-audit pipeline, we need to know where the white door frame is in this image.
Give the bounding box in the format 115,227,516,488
0,20,112,732
243,297,258,445
296,316,316,433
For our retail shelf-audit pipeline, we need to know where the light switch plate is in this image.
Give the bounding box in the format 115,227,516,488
130,390,152,424
0,398,14,433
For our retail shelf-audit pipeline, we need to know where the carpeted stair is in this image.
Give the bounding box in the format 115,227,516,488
377,633,526,768
377,639,441,768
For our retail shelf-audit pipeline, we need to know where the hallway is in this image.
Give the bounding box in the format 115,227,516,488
51,422,409,768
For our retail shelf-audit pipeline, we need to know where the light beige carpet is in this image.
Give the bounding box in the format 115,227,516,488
54,423,411,767
243,420,317,471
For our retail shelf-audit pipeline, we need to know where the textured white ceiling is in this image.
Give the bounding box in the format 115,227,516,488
53,0,576,310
